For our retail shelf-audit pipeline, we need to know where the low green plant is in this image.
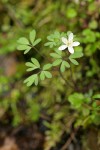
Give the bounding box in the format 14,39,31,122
17,30,83,86
17,29,100,149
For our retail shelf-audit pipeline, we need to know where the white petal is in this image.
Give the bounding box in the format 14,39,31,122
73,41,80,46
61,37,67,44
58,45,67,51
68,46,74,54
68,33,73,41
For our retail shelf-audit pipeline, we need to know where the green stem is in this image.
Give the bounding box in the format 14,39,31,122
32,46,46,59
59,70,74,89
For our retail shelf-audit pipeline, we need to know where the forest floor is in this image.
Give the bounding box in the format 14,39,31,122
0,123,99,150
0,123,44,150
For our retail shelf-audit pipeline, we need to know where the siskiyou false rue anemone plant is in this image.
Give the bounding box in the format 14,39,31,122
17,29,83,87
17,29,100,149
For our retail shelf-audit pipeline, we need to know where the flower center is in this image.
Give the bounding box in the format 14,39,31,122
67,40,73,46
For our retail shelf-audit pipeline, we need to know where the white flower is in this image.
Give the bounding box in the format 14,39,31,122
58,32,80,54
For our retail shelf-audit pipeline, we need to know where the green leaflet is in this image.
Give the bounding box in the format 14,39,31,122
17,45,30,51
60,63,65,72
69,51,82,65
24,47,31,54
33,38,41,46
62,61,70,68
40,71,45,80
40,71,52,80
69,51,83,59
31,58,40,68
17,37,29,45
50,53,62,59
44,41,56,48
26,67,38,71
53,59,62,66
26,62,36,68
43,64,52,70
69,58,79,65
34,75,38,85
55,49,62,55
44,71,52,78
29,30,36,45
60,61,70,72
17,37,31,54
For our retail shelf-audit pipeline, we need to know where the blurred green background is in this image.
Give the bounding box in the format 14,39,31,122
0,0,100,150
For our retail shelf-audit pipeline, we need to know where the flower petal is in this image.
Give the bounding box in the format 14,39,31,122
68,33,73,41
73,41,80,46
61,37,67,44
58,45,67,51
68,46,74,54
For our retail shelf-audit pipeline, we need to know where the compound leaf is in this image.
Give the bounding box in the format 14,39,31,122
24,74,38,86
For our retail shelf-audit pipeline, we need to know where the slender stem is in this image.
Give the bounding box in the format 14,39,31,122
70,67,76,86
70,67,74,81
59,70,74,89
32,46,46,59
64,51,78,89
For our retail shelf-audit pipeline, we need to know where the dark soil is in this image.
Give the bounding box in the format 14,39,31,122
0,122,100,150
